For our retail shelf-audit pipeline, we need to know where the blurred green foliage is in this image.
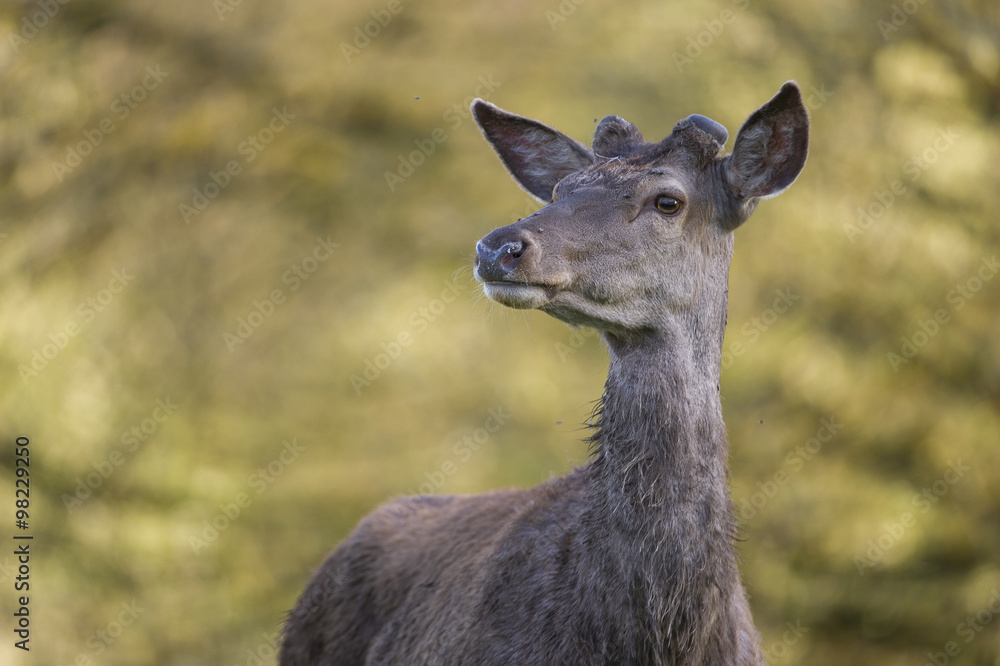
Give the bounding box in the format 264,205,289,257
1,0,999,664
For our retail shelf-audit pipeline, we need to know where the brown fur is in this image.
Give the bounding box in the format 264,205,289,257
280,82,809,666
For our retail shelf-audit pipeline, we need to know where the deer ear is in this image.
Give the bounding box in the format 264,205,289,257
725,82,809,201
472,99,594,203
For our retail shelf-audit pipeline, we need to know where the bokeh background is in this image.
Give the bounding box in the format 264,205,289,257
1,0,999,664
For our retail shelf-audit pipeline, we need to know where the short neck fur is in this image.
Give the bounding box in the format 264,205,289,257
582,259,739,661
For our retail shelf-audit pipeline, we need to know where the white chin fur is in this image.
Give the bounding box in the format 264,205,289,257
483,282,551,309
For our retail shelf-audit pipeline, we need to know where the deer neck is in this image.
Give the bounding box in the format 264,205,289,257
591,318,732,537
584,280,739,634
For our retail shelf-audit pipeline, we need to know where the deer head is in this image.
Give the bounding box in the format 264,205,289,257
472,82,809,340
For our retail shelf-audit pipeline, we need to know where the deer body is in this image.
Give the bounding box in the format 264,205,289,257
280,83,809,666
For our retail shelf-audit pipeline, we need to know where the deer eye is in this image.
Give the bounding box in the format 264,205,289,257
655,195,683,216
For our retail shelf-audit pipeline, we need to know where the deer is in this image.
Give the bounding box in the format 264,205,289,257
279,81,809,666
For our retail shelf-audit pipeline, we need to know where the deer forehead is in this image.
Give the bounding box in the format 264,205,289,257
552,122,726,203
552,156,717,206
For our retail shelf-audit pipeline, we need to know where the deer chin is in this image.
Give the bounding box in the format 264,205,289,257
483,281,556,309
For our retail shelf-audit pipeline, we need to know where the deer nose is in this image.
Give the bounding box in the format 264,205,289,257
474,238,528,282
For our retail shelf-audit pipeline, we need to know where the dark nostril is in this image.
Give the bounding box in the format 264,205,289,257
499,241,525,270
475,236,530,281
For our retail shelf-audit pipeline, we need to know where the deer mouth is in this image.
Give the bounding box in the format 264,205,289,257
483,281,557,309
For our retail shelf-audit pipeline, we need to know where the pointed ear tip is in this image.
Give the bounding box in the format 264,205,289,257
776,81,810,122
775,81,801,102
471,98,502,118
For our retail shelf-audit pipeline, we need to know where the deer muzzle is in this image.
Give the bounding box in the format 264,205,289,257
474,229,557,309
